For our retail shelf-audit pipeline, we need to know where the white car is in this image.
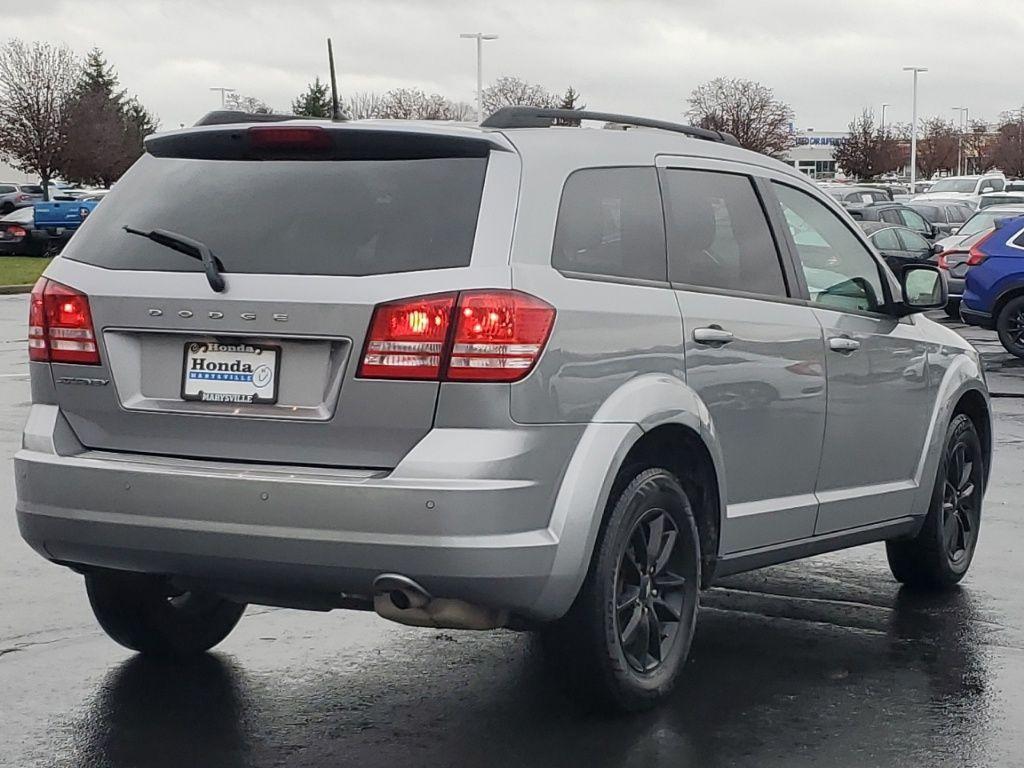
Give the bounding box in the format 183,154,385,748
933,203,1024,251
914,174,1006,204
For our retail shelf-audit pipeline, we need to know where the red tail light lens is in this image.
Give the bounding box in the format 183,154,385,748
7,225,26,238
28,278,100,365
357,290,555,382
447,290,556,381
937,252,949,269
965,230,995,267
358,293,456,379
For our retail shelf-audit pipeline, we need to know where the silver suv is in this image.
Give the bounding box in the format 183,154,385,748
15,108,991,711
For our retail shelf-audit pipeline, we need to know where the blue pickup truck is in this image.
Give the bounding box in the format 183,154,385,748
32,196,101,235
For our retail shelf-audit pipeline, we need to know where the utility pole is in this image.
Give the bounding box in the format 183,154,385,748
209,87,235,109
460,32,498,123
880,103,890,132
903,67,927,191
952,106,968,175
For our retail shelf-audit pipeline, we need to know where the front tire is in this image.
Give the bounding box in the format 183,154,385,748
541,467,700,712
886,414,984,590
995,295,1024,358
86,571,245,657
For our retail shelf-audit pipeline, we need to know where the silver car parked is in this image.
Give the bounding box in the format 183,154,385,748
15,108,991,711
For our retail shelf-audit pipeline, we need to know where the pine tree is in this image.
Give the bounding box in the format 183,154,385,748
292,77,332,118
77,47,123,104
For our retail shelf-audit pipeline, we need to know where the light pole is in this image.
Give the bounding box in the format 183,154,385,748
459,33,498,123
210,87,235,109
880,103,890,132
952,106,968,175
903,67,927,191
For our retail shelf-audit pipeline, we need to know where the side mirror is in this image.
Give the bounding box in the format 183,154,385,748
897,264,947,315
950,226,961,235
931,242,944,257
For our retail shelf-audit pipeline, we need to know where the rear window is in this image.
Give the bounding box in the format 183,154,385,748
62,153,487,276
19,185,42,194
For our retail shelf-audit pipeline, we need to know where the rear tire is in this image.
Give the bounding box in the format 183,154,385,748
995,295,1024,358
886,414,984,590
0,202,13,215
85,571,245,657
540,467,700,712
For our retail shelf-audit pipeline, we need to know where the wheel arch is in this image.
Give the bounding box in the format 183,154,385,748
530,374,727,620
992,283,1024,325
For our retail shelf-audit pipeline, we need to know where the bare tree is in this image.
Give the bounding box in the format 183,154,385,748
987,110,1024,177
685,77,795,158
916,117,959,179
371,88,472,121
833,110,906,180
481,76,556,117
0,40,79,199
225,92,273,114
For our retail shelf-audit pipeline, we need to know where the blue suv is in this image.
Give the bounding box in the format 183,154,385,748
961,214,1024,357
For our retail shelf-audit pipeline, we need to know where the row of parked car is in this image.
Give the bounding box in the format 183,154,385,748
0,183,106,257
820,174,1024,356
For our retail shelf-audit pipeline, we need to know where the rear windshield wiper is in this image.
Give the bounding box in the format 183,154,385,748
123,226,226,293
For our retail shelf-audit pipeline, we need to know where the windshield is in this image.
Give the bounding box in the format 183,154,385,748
958,211,1005,237
63,153,488,276
928,178,978,193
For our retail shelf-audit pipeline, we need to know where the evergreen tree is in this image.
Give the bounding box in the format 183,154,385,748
77,47,123,104
292,77,332,118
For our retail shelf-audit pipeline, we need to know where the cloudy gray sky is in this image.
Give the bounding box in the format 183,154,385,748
5,0,1024,132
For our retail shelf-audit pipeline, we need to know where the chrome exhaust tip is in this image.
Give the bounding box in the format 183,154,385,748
371,573,508,630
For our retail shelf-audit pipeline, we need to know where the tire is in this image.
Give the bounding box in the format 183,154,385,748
995,295,1024,358
886,414,984,590
540,467,701,712
943,299,961,320
0,202,13,215
85,570,246,657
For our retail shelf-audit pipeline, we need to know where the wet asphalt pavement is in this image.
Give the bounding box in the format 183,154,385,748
2,294,1023,768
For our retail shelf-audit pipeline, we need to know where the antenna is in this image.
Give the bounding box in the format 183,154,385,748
327,38,341,121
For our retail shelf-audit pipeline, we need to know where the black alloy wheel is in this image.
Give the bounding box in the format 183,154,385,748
615,508,690,673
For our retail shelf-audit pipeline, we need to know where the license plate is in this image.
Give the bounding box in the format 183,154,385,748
181,341,280,404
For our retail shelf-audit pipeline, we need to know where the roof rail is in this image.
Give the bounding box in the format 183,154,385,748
193,110,322,127
480,107,740,146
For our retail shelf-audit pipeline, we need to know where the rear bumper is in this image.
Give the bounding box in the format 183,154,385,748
959,305,993,329
15,405,612,620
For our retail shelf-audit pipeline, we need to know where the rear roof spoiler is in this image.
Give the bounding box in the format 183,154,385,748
194,110,314,127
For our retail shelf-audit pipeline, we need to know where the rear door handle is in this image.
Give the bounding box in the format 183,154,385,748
828,336,861,353
693,327,734,345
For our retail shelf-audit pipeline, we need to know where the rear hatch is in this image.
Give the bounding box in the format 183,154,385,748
42,122,517,467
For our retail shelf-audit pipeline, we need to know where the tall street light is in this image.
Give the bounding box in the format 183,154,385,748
952,106,969,175
460,33,498,123
903,67,927,192
881,103,890,132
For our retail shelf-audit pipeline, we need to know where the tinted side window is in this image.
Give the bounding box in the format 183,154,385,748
898,208,929,233
0,185,16,194
552,168,666,281
662,169,787,297
880,208,902,225
991,178,1005,192
897,229,931,252
773,183,887,314
870,228,901,251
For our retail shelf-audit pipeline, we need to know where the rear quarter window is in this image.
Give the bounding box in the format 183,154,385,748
62,153,488,276
551,167,667,282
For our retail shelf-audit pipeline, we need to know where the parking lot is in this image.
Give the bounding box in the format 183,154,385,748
2,293,1024,768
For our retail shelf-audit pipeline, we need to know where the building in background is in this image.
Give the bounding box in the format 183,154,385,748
784,129,848,178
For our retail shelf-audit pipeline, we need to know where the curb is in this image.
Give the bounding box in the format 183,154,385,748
0,284,33,295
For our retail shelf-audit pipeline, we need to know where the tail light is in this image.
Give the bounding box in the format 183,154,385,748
966,231,995,266
28,278,100,365
7,225,26,238
358,290,555,383
247,126,332,156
